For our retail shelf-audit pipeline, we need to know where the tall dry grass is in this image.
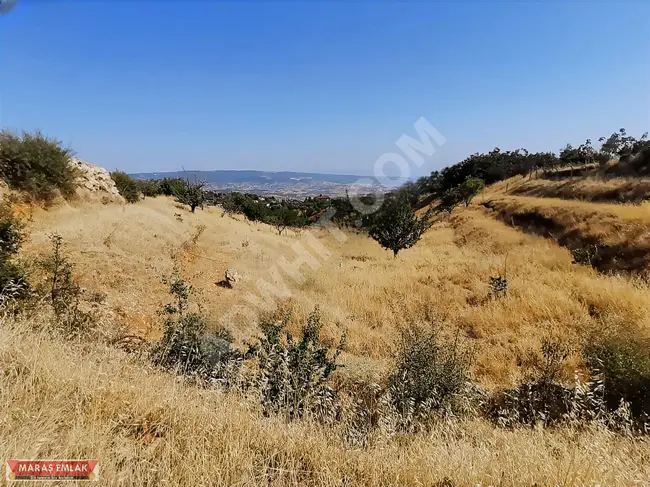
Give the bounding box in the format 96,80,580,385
479,194,650,274
18,196,650,386
488,174,650,203
1,316,649,486
5,191,650,485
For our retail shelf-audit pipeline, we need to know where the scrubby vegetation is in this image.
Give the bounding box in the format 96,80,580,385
4,126,650,484
213,192,315,230
584,328,650,423
411,128,650,210
0,130,78,201
151,275,241,385
0,202,29,304
110,171,140,203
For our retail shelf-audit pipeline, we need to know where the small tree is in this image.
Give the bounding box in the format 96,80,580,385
366,196,432,257
457,177,485,207
266,207,305,235
176,178,206,213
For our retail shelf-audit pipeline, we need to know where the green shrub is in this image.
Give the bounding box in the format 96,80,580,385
0,130,78,201
151,276,240,385
136,179,162,198
110,171,140,203
38,234,96,337
253,308,346,420
0,203,29,304
584,329,650,421
387,324,473,430
158,177,186,197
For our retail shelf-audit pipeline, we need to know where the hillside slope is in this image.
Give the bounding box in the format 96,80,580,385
4,192,650,486
18,194,650,386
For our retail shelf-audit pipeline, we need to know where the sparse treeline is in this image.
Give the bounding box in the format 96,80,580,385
399,128,650,212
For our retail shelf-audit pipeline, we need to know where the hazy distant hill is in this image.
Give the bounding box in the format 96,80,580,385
130,170,366,185
130,169,390,198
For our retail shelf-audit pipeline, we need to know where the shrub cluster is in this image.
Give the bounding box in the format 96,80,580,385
0,130,78,202
387,325,474,430
110,171,141,203
252,308,346,420
150,275,242,386
149,296,650,436
0,202,29,304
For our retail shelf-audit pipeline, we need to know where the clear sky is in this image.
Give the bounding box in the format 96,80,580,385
0,1,648,177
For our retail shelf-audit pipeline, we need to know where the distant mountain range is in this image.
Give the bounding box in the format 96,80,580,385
130,169,367,185
129,169,397,198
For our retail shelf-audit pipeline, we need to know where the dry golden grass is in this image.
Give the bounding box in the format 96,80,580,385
18,196,650,387
5,192,650,485
2,317,649,486
488,174,650,203
478,193,650,274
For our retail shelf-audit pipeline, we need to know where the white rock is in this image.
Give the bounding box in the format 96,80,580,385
70,157,122,198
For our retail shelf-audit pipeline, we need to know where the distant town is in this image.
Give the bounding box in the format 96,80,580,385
130,169,391,199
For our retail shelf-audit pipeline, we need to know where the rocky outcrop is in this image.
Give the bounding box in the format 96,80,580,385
70,157,123,202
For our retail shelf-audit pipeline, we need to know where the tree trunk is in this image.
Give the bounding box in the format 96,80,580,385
393,249,399,258
191,204,197,213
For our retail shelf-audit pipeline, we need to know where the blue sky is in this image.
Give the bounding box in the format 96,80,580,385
0,1,648,177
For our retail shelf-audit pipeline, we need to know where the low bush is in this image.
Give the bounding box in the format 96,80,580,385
0,202,29,305
151,275,241,386
387,324,474,430
0,130,78,201
110,171,140,203
37,234,96,337
158,177,186,196
252,308,346,421
136,179,161,198
584,329,650,423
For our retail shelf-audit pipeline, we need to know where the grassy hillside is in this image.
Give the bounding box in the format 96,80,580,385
3,173,650,485
17,196,650,384
2,315,649,487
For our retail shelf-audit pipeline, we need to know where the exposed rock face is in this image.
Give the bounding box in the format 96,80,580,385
70,157,123,201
